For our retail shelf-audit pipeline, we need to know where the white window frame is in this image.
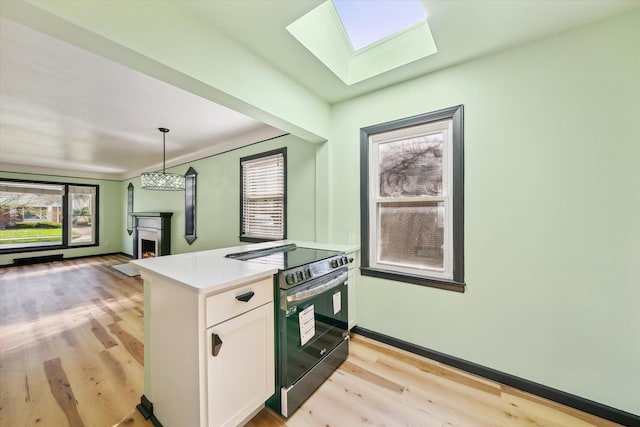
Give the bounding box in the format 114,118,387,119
360,105,465,292
240,148,287,242
369,119,453,280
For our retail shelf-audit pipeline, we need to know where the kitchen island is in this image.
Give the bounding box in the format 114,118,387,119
130,240,359,427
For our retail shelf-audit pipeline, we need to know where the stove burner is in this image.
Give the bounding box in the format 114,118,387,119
226,244,348,288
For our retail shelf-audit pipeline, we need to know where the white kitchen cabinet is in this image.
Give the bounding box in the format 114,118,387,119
137,268,276,427
206,289,274,427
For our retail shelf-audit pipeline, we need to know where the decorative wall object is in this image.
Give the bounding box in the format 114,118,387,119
184,167,197,244
127,182,134,235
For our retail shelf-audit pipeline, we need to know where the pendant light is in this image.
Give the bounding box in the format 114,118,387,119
141,128,185,191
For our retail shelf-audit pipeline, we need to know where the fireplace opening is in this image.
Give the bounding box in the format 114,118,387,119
141,238,157,259
133,212,173,259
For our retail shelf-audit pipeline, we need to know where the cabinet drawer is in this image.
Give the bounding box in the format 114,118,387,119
206,277,273,327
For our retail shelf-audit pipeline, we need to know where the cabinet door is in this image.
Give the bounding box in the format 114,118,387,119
207,302,274,427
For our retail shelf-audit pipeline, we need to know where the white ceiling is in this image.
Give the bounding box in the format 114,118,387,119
0,0,637,181
0,17,286,181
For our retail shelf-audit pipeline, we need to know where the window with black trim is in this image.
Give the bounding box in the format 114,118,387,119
240,148,286,242
360,105,465,292
0,180,99,253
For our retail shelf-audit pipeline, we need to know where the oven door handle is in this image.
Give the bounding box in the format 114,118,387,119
286,271,347,303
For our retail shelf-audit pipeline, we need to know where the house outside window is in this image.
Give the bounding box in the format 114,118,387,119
240,148,287,242
68,185,97,246
0,180,98,253
360,105,465,292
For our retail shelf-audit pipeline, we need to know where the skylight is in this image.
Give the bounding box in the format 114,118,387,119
332,0,426,51
286,0,437,85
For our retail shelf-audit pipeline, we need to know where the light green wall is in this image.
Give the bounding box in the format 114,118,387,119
121,134,317,256
329,10,640,414
0,172,122,266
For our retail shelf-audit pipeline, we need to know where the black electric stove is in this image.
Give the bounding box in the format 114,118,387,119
225,243,350,417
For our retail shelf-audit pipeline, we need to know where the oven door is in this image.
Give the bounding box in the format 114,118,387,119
280,268,348,387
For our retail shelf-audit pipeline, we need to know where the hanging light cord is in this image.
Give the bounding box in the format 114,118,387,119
141,127,184,191
159,127,169,173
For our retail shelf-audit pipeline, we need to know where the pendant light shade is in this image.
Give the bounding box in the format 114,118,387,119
141,128,185,191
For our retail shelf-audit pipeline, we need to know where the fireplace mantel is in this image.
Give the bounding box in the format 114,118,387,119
132,212,174,218
133,212,173,259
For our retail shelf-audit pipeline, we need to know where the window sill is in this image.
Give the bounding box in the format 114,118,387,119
240,236,283,244
360,267,465,293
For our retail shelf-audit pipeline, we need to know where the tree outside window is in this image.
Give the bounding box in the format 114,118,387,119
360,105,465,292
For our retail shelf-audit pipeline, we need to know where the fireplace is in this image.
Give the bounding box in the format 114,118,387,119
133,212,173,259
139,230,159,259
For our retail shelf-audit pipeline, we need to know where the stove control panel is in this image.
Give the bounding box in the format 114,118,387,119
281,254,349,288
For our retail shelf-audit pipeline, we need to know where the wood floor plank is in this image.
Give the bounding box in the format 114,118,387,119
50,322,123,426
108,322,144,366
501,386,622,427
0,349,31,426
103,344,145,393
86,313,119,349
43,357,85,427
22,338,70,425
99,349,128,386
339,360,405,394
95,286,118,302
92,297,123,322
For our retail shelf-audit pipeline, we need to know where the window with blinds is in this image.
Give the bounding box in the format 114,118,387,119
240,148,286,241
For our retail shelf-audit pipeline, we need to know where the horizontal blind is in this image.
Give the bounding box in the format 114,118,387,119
241,152,285,239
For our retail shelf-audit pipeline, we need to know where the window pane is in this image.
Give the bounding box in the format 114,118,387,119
69,186,96,245
333,0,425,51
0,182,63,249
379,132,443,197
378,201,444,270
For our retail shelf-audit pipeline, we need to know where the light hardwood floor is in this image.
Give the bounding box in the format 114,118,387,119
0,255,620,427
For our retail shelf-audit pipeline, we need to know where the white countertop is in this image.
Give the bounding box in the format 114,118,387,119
290,240,359,254
130,240,359,295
